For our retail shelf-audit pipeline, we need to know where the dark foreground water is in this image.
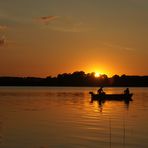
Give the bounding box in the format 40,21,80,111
0,87,148,148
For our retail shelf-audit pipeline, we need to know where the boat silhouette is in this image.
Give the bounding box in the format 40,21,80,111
89,92,133,101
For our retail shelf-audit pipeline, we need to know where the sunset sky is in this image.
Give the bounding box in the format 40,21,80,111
0,0,148,77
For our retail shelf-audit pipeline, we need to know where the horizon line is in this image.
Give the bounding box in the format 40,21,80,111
0,71,148,78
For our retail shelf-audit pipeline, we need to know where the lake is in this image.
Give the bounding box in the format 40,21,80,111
0,87,148,148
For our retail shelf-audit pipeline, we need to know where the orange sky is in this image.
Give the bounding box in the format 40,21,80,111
0,0,148,77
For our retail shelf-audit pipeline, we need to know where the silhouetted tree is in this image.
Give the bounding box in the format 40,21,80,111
0,72,148,86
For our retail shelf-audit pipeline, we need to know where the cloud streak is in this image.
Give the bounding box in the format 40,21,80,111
103,42,135,51
35,15,91,32
49,21,90,32
0,36,6,47
35,16,59,25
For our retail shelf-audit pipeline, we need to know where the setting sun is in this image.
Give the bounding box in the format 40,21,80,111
94,72,101,77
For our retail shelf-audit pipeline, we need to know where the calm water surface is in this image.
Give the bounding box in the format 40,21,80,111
0,87,148,148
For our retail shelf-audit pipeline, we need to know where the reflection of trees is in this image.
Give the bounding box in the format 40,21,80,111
0,71,148,86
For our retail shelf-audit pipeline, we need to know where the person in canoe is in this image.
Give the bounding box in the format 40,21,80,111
124,88,130,94
98,87,105,95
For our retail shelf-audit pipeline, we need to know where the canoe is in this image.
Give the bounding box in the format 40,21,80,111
89,92,133,101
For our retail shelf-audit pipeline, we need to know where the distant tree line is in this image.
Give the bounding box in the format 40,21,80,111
0,71,148,86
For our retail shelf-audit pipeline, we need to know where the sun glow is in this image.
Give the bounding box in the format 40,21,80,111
86,65,113,77
94,72,101,77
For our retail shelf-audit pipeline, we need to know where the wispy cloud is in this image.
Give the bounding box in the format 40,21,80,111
103,42,135,51
0,36,18,48
34,16,59,25
49,21,89,32
0,36,6,47
35,15,91,32
0,25,8,47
